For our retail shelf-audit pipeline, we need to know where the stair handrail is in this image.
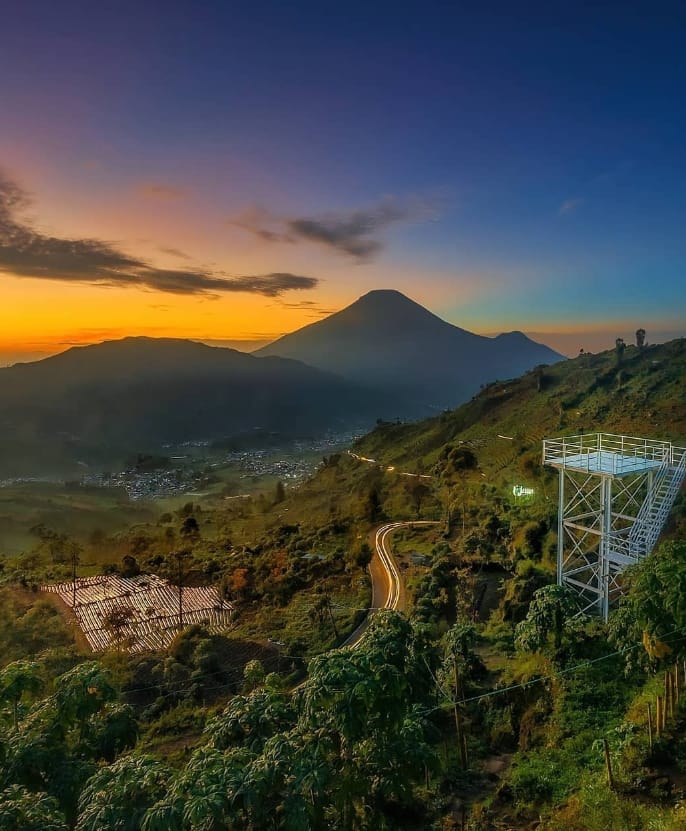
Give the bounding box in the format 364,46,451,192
627,447,686,551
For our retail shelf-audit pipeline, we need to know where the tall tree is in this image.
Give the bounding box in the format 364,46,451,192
636,328,646,348
0,785,67,831
609,541,686,672
0,661,42,730
76,755,170,831
515,584,580,653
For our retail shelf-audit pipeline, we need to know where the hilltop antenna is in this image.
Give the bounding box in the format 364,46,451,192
543,433,686,620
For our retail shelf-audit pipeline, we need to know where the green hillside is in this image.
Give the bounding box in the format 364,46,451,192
356,338,686,475
1,339,686,831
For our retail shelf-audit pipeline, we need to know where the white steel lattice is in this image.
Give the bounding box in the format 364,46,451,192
543,433,686,620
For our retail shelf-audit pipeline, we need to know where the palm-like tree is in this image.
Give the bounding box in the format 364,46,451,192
515,584,579,652
206,686,296,753
76,755,170,831
0,661,43,730
0,785,67,831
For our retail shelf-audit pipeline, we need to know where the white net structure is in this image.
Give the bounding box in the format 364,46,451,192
42,574,234,653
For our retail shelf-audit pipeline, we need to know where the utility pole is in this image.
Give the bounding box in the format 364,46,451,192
70,544,80,607
172,550,191,630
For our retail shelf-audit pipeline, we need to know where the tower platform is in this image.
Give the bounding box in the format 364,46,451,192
544,433,673,477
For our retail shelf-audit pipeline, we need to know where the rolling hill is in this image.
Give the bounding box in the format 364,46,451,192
353,337,686,478
256,289,564,414
0,337,394,477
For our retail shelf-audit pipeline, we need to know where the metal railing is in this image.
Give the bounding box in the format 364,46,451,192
543,433,678,474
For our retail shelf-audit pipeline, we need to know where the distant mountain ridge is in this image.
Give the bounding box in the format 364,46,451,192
0,337,390,476
256,290,563,413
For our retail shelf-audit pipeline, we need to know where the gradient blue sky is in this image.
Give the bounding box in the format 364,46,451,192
1,0,684,362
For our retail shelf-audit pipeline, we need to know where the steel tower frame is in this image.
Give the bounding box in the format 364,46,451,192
543,433,686,620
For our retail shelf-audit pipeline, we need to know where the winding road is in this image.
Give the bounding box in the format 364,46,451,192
343,520,437,649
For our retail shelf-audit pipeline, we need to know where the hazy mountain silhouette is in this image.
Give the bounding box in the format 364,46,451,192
0,338,389,476
256,290,563,411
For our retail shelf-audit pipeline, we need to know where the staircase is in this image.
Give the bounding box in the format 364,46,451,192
629,445,686,553
611,445,686,562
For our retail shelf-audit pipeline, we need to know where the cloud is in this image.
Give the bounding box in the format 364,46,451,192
559,197,584,216
158,246,191,260
276,299,338,317
233,196,439,261
0,170,318,297
137,182,185,200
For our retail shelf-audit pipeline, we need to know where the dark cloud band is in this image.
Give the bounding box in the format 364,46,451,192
0,171,317,297
234,196,438,261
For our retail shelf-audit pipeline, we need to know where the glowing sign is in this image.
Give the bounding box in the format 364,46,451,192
512,484,535,498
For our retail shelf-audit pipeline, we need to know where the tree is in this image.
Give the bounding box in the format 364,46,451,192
436,445,478,535
2,663,126,826
364,486,383,522
609,541,686,672
301,612,435,830
0,660,42,730
223,567,250,602
0,786,67,831
142,746,250,831
274,480,286,504
242,659,266,693
442,622,481,768
76,755,170,831
515,584,580,653
636,328,646,349
405,479,431,518
120,555,140,577
180,516,200,540
53,663,117,734
352,541,373,570
310,586,339,640
103,605,135,651
615,337,626,365
207,686,296,754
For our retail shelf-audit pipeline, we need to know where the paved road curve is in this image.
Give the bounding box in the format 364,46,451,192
343,520,437,649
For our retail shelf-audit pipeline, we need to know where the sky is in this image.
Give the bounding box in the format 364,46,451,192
1,0,685,364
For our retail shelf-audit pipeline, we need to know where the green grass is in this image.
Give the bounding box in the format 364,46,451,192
0,482,159,556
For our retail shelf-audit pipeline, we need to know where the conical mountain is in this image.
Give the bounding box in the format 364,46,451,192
256,290,563,413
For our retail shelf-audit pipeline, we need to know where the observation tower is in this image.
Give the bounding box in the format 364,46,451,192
543,433,686,620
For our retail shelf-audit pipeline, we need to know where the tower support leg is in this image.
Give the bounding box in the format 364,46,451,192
557,470,564,585
600,476,612,621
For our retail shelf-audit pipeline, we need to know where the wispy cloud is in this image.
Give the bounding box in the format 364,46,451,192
0,170,318,297
158,246,191,260
275,299,338,317
558,197,584,216
233,196,440,261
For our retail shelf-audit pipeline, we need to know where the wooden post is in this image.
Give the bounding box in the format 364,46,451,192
603,738,615,790
665,673,670,722
647,702,654,751
656,695,662,737
670,672,676,718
